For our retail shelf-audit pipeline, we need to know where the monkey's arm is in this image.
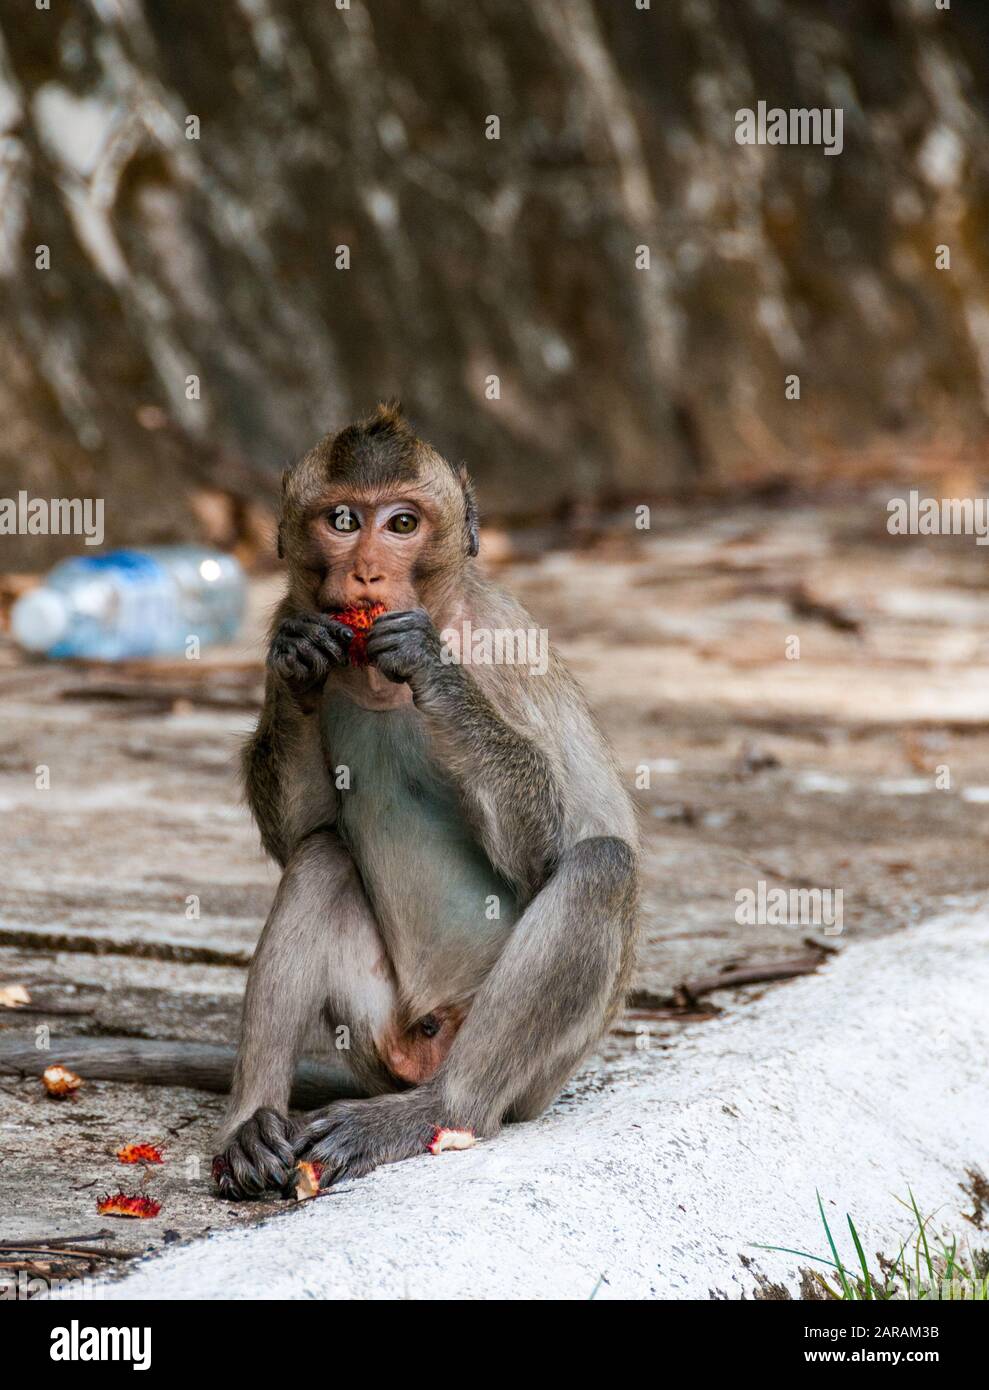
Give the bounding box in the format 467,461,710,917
366,610,565,898
243,679,331,865
245,601,355,864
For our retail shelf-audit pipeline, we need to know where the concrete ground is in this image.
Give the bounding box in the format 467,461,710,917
2,490,988,1291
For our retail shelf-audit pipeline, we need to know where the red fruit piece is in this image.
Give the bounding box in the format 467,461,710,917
427,1126,477,1155
294,1161,325,1201
333,602,386,666
42,1064,82,1097
117,1142,164,1165
97,1192,162,1219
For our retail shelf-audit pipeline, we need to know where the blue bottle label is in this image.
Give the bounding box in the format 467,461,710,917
51,550,175,658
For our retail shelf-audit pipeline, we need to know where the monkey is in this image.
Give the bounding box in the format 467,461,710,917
210,402,639,1200
0,403,639,1199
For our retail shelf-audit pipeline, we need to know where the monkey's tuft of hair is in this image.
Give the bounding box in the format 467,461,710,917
327,402,419,486
365,398,407,433
332,601,387,666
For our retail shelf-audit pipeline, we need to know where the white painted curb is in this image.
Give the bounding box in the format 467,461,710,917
90,904,989,1300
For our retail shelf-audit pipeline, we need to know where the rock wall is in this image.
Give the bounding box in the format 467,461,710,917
1,0,988,563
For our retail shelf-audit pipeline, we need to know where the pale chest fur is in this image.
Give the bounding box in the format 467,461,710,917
319,692,518,1013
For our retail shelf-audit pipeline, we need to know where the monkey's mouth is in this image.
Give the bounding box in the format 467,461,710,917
331,600,387,665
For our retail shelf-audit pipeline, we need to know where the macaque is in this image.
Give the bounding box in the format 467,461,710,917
211,403,639,1198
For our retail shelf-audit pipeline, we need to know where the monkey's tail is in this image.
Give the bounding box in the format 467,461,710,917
0,1037,363,1108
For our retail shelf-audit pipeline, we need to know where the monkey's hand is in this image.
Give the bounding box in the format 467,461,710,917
365,609,448,696
292,1088,446,1188
213,1107,297,1201
268,613,354,710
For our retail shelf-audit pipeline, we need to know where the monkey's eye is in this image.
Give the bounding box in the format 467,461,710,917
387,512,418,535
330,508,359,533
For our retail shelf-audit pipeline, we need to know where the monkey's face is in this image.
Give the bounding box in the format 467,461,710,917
303,491,439,616
282,407,476,618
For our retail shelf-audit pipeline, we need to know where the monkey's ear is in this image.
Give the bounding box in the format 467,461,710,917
458,465,480,558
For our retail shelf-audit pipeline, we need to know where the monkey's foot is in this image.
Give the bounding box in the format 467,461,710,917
292,1088,446,1188
213,1107,297,1201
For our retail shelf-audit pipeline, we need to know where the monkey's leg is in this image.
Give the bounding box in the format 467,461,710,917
216,831,398,1200
293,835,638,1185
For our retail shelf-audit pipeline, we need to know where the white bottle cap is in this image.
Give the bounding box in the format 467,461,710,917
10,588,69,653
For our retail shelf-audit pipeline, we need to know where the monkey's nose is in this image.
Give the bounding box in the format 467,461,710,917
351,567,384,587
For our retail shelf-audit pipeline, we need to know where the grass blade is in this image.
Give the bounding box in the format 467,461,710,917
817,1189,854,1300
908,1188,935,1288
847,1215,873,1299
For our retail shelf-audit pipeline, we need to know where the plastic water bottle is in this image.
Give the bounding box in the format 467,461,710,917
10,546,246,660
